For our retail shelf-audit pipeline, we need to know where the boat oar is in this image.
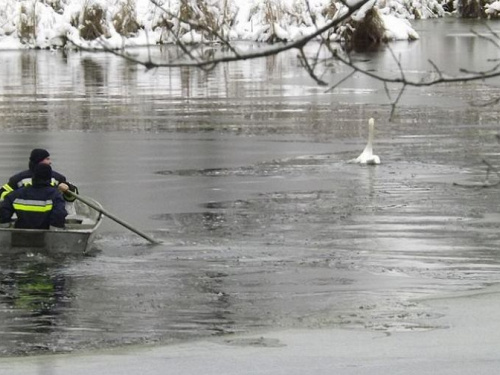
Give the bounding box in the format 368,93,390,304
65,190,160,245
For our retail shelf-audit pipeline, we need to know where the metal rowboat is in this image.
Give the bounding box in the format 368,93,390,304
0,197,103,254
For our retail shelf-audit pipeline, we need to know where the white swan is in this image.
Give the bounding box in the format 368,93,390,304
349,118,380,165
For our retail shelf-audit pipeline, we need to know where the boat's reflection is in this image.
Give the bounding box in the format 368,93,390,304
0,252,86,355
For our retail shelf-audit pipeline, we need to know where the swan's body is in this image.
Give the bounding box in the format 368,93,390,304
349,118,380,165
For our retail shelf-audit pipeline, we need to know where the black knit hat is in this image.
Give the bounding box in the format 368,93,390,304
29,149,50,171
33,163,52,184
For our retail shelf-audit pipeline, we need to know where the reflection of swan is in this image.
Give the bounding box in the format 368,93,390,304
349,118,380,165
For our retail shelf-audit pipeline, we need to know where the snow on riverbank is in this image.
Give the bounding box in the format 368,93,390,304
0,0,446,50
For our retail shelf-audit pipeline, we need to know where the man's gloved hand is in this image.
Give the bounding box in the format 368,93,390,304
58,183,69,193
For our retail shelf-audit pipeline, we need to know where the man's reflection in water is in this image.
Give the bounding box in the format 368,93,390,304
0,254,70,355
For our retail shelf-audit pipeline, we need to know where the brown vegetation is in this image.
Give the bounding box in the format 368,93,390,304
345,7,386,52
18,3,36,44
152,0,226,43
179,0,195,23
80,2,109,41
113,0,141,36
458,0,489,17
322,0,338,19
196,1,220,38
264,1,280,42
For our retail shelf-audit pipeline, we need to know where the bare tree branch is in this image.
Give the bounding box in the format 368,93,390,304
427,59,444,80
326,69,356,92
453,158,500,188
471,27,500,49
71,0,372,69
298,47,328,86
389,84,406,120
66,0,500,117
331,45,500,87
150,0,241,59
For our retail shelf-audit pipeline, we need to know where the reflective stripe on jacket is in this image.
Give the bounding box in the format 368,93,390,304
12,199,54,213
0,183,13,200
0,169,77,202
0,185,67,229
15,177,34,189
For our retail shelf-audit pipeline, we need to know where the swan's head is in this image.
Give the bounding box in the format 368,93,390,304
368,118,375,130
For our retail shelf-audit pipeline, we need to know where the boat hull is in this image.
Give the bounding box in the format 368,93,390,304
0,198,103,255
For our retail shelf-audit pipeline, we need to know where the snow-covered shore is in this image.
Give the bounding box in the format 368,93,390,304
0,0,446,50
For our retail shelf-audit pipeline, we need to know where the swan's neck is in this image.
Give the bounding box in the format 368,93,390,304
363,118,375,153
367,119,375,146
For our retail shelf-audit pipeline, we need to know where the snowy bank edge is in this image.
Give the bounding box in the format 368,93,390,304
0,0,433,51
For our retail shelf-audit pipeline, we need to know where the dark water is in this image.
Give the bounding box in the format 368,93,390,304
1,18,500,356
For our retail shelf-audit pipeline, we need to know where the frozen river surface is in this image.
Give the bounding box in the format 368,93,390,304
1,18,500,357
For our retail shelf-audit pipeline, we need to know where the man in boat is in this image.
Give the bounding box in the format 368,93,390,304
0,148,78,202
0,164,67,229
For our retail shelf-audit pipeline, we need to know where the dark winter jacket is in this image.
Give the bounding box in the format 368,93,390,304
0,169,78,202
0,182,68,229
